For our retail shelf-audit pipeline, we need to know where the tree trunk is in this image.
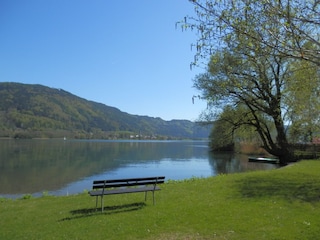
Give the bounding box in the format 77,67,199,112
270,117,293,165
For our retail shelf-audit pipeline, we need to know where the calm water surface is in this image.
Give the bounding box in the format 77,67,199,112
0,139,277,198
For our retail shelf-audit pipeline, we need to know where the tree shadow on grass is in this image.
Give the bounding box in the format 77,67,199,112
236,174,320,203
59,202,146,221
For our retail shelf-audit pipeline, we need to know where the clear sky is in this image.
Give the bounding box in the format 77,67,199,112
0,0,207,121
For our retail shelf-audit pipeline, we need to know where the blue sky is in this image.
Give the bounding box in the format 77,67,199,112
0,0,207,121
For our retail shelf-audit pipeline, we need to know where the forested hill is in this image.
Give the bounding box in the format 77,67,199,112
0,82,210,139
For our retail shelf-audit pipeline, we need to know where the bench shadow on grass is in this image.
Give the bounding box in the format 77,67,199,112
236,175,320,203
59,202,146,221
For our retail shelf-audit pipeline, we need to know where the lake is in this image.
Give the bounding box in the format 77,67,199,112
0,139,277,198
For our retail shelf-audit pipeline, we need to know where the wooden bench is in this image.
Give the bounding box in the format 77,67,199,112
89,176,165,211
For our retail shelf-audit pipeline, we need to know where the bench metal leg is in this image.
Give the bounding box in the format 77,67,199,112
152,191,155,205
145,191,156,205
101,195,104,212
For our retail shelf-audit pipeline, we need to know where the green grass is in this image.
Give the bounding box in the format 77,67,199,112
1,160,320,239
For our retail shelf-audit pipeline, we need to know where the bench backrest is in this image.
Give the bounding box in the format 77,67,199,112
92,176,165,190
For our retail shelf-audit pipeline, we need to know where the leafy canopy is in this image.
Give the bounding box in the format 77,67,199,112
180,0,320,164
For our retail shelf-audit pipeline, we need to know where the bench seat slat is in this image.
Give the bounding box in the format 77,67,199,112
89,186,161,196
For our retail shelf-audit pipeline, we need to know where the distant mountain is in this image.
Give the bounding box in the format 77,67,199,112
0,82,211,139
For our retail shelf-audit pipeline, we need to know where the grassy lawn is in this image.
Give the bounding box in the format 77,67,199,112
1,160,320,239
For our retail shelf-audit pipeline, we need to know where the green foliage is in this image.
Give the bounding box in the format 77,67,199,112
0,83,210,139
285,60,320,142
182,0,320,164
20,194,33,200
209,105,276,151
183,0,320,67
209,120,234,151
0,160,319,239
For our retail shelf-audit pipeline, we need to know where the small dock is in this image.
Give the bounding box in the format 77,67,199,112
248,157,279,164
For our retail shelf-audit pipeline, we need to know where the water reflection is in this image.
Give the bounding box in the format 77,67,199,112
208,152,276,174
0,139,277,198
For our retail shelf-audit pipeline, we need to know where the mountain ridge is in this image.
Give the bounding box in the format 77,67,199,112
0,82,210,139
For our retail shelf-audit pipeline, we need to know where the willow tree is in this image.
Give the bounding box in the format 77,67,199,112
181,0,320,165
196,49,294,164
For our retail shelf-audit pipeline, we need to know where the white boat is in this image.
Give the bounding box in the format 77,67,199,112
248,157,279,164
